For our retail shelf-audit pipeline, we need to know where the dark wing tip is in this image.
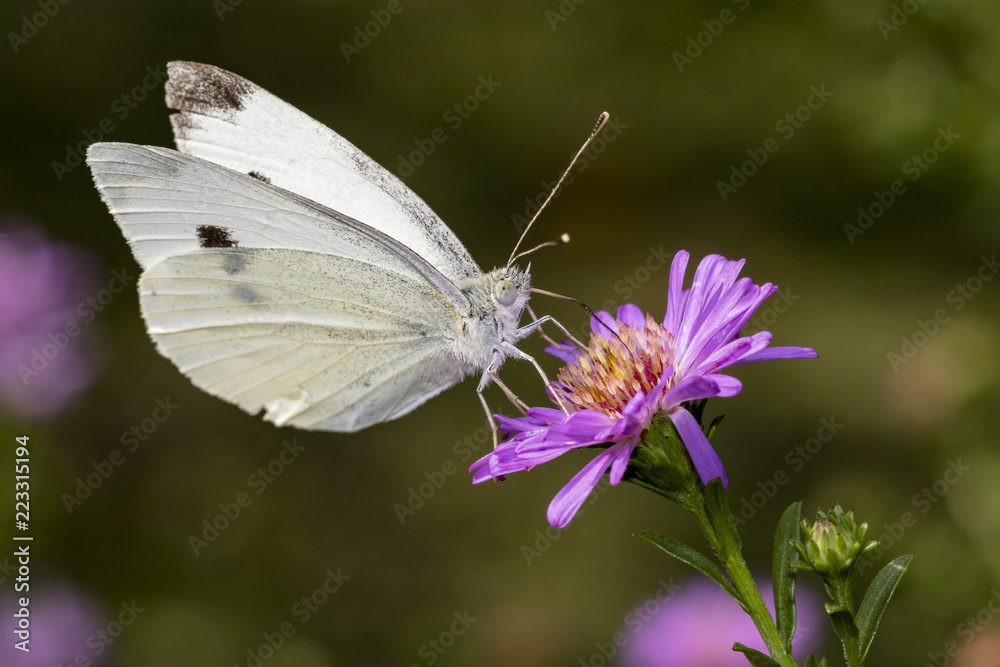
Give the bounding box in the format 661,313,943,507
165,61,255,115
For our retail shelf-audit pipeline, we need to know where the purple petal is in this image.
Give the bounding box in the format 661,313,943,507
669,408,728,488
609,435,640,485
525,407,570,422
542,410,619,441
675,277,756,374
546,443,626,527
617,303,645,328
661,376,721,409
733,345,819,365
545,341,582,363
701,374,742,397
689,334,764,376
590,310,619,337
663,250,689,336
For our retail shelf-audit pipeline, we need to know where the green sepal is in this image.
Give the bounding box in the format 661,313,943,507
635,530,745,610
773,502,802,652
803,655,827,667
856,554,913,661
705,413,725,441
623,416,703,512
733,642,781,667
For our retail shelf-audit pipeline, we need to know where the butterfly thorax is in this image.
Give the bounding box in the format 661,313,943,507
450,264,532,372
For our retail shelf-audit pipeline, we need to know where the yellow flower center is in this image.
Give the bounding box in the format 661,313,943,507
553,314,676,418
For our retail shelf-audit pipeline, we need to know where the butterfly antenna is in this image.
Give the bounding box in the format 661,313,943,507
507,112,610,269
509,233,570,265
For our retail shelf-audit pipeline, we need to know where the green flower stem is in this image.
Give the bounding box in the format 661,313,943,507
626,418,798,666
828,579,863,667
670,481,796,667
721,543,798,667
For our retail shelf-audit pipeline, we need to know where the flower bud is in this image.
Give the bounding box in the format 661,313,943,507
792,505,878,580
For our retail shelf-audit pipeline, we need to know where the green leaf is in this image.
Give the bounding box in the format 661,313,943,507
732,642,781,667
856,554,913,660
803,655,827,667
704,478,743,557
635,530,744,608
825,602,859,654
773,501,801,652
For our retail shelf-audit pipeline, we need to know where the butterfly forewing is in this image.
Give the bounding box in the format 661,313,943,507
164,61,481,284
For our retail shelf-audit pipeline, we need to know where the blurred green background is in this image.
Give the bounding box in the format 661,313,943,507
2,0,999,665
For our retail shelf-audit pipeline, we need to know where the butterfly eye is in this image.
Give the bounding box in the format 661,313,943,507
494,278,518,306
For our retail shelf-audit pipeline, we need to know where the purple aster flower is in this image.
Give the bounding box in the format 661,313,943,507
619,577,824,667
0,219,103,418
469,250,817,527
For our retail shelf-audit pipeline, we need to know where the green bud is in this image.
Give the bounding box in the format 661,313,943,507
791,505,878,581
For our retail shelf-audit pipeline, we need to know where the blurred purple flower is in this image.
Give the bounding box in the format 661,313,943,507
0,218,103,418
620,578,824,667
470,251,817,527
0,574,106,666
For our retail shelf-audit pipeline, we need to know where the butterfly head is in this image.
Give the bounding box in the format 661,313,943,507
491,263,531,318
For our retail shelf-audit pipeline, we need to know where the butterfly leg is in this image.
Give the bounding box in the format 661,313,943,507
525,305,567,350
477,351,529,449
501,341,571,415
476,385,501,449
520,311,587,350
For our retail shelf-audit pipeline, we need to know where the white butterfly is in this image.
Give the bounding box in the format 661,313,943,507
87,62,600,435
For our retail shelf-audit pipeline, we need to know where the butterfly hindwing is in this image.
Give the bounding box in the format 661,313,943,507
87,142,472,431
141,248,468,431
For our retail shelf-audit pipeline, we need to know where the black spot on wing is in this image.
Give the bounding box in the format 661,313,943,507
165,61,254,115
197,225,237,248
248,170,270,184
